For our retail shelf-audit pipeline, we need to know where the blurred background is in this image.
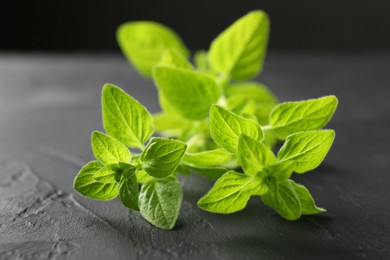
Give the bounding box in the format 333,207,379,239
2,0,390,53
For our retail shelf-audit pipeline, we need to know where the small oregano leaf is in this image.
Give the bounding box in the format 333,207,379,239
153,65,222,120
194,50,210,71
291,181,326,214
139,176,183,230
277,130,335,173
261,179,301,220
91,131,131,164
141,137,187,178
119,173,139,211
269,96,338,139
208,10,269,80
102,84,154,148
182,148,233,167
237,134,276,175
74,161,118,200
198,170,268,213
117,21,189,77
158,49,193,70
210,105,264,153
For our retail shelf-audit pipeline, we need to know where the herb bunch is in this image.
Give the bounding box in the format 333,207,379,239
74,10,338,229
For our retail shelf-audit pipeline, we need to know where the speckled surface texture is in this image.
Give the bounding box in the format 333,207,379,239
0,53,389,259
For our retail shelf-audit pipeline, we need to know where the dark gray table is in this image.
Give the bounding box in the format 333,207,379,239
0,53,389,259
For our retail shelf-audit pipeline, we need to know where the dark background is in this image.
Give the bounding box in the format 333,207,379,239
2,0,390,52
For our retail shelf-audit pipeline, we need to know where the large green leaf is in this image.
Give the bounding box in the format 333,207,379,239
153,66,222,120
74,161,119,200
139,177,183,229
141,137,187,178
117,21,188,77
277,130,335,173
198,171,268,213
208,10,269,80
91,131,131,164
210,105,263,153
269,96,338,139
102,84,154,148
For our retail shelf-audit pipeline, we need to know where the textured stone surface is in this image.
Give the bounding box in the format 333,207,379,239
0,53,389,259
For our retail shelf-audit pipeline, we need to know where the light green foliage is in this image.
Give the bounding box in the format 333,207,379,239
277,130,335,173
91,131,131,164
210,105,264,153
153,66,221,120
182,149,233,167
102,84,154,148
141,137,187,178
117,22,188,77
225,82,278,124
269,96,338,139
74,11,338,230
158,49,193,70
194,50,210,71
74,161,119,200
93,164,117,183
198,171,268,213
291,181,325,214
208,10,269,80
261,179,301,220
237,134,276,175
139,177,183,229
119,173,139,211
153,112,193,138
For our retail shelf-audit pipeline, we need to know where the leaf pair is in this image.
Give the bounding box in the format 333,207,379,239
117,10,269,81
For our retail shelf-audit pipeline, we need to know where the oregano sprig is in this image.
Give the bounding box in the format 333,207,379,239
73,10,338,230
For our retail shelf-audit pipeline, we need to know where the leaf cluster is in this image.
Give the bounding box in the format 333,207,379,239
74,10,338,229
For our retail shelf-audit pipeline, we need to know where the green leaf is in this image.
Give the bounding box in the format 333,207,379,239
277,130,335,173
153,65,222,120
153,112,193,138
291,181,325,215
182,148,233,167
117,21,189,77
268,96,338,139
102,84,154,148
265,161,295,182
198,170,268,213
158,49,193,70
237,134,276,175
141,137,187,178
119,173,139,211
139,176,183,230
93,164,117,183
261,179,301,220
91,131,131,164
74,161,119,200
208,10,269,80
210,105,264,153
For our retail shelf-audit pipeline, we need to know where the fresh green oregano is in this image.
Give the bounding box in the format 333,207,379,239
74,10,338,230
